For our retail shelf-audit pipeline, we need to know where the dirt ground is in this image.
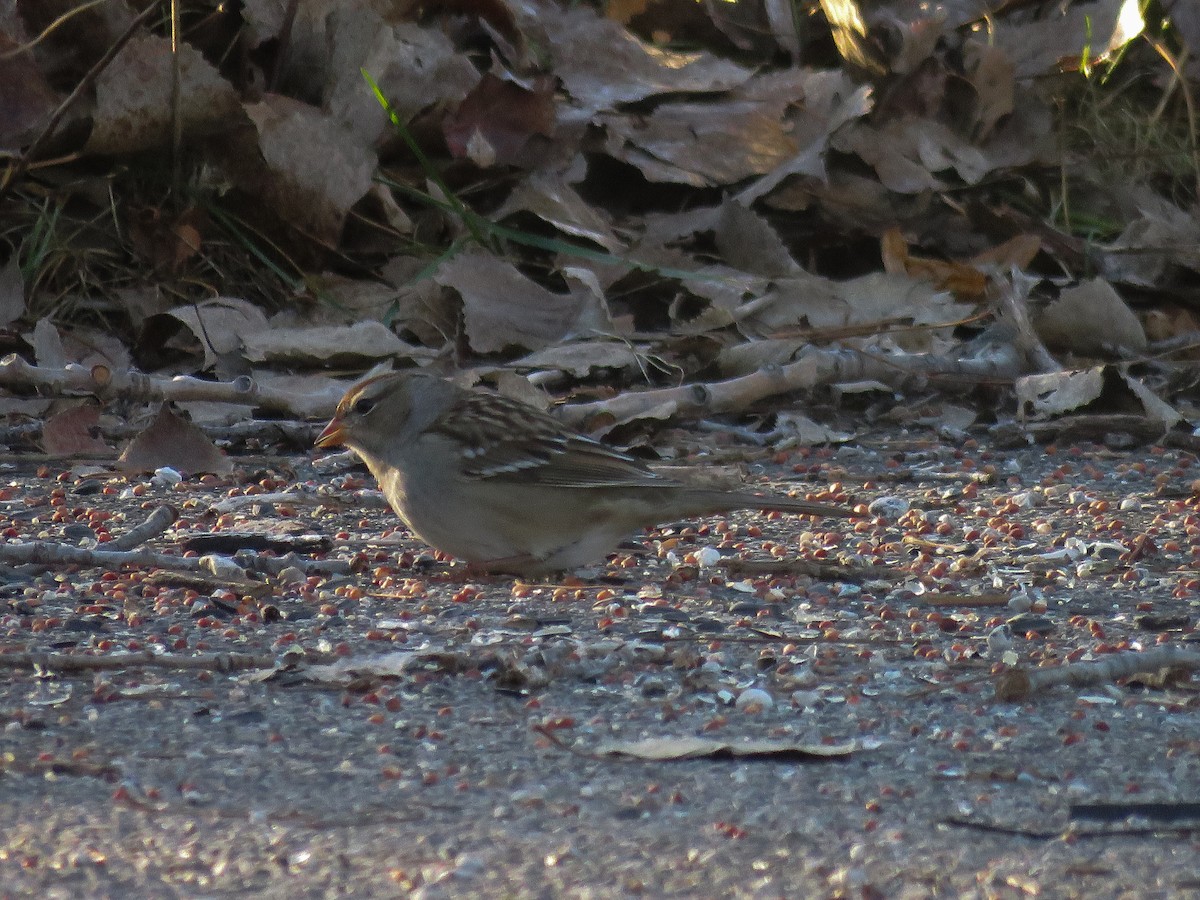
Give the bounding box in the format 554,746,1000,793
1,434,1198,898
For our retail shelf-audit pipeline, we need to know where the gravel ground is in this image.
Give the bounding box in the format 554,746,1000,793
1,435,1199,898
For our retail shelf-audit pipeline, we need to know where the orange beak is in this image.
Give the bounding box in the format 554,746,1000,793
315,416,346,449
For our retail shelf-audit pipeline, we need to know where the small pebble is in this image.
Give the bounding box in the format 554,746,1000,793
868,496,909,518
276,566,308,585
1007,612,1055,636
1007,593,1034,613
639,676,668,697
986,624,1014,657
151,467,183,487
199,555,246,579
790,690,820,708
735,687,774,712
62,524,97,545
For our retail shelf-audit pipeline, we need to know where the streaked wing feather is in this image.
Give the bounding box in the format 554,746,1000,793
432,391,677,489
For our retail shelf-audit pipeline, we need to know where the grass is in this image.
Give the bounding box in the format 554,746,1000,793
1051,14,1200,235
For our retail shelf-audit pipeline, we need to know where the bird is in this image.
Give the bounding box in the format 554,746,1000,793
315,370,858,575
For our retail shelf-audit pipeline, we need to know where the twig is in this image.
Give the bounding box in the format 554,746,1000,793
0,538,351,578
106,504,178,551
556,346,1026,430
996,647,1200,701
0,354,335,419
0,539,208,573
0,649,280,673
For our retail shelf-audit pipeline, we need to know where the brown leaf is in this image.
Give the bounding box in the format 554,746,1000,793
324,13,478,146
434,251,589,353
118,404,231,474
85,34,242,154
443,74,556,169
546,4,750,113
600,93,798,187
239,95,377,244
1035,278,1146,354
42,403,113,456
495,173,622,252
881,228,1037,302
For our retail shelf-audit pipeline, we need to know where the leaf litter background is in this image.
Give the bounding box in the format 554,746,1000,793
2,0,1200,896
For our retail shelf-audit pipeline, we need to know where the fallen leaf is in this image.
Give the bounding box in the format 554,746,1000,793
29,318,66,368
241,95,377,243
118,404,232,474
242,321,432,367
157,298,269,371
435,250,590,353
600,81,801,186
1036,278,1146,354
42,403,113,456
1016,366,1180,427
546,3,751,114
495,172,623,252
324,13,479,146
85,33,241,154
444,73,556,169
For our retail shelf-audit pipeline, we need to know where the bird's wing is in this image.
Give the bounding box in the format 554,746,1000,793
432,392,678,489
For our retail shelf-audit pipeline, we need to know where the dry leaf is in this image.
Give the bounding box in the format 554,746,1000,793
600,87,800,186
241,96,377,243
992,0,1142,77
1016,366,1180,427
1035,278,1147,355
495,172,622,252
324,13,479,146
29,318,66,369
964,40,1015,140
511,341,643,377
1096,195,1200,287
545,4,751,114
85,34,241,154
882,228,1036,301
160,298,269,371
42,403,113,456
243,321,433,366
434,251,590,353
118,404,232,474
444,74,556,169
714,200,799,278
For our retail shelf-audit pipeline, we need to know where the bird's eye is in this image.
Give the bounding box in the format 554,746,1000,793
352,398,376,415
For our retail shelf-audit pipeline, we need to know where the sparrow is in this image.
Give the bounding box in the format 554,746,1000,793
316,370,857,574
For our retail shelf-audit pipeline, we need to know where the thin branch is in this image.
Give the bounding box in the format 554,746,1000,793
996,647,1200,701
